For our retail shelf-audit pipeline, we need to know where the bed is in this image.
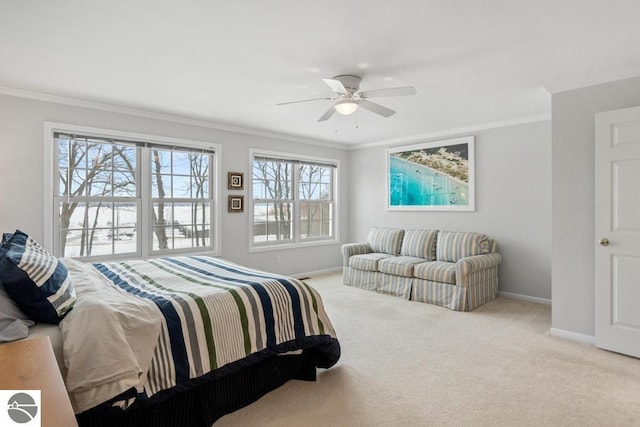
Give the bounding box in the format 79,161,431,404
0,231,340,426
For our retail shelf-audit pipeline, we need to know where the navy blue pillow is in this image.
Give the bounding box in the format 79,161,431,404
0,230,75,324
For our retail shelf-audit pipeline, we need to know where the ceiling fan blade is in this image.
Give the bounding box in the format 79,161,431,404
359,100,396,117
359,86,417,99
276,97,332,106
322,78,348,95
317,105,337,122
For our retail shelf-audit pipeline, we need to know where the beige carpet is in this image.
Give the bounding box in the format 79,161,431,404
217,272,640,426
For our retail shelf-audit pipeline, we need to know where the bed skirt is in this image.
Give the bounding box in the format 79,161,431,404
76,350,318,427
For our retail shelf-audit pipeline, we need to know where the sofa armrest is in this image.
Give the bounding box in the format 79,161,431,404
341,243,372,267
455,253,502,288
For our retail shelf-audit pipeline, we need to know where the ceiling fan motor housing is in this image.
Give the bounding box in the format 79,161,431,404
333,75,361,93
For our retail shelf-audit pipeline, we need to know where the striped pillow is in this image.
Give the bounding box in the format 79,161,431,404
436,231,491,263
366,227,405,255
0,231,75,324
400,229,438,260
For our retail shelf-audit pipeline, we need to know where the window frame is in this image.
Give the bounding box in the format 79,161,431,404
44,122,221,260
248,149,339,252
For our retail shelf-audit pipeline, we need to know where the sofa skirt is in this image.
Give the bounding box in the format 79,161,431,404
343,267,412,299
343,267,377,291
410,279,466,310
411,275,498,311
344,267,498,312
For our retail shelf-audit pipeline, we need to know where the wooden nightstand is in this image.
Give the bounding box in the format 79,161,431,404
0,336,77,427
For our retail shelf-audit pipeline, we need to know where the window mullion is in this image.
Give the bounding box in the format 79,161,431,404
293,163,300,244
140,146,149,258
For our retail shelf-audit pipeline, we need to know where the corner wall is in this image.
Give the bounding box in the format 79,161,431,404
551,76,640,337
0,94,350,276
348,120,552,300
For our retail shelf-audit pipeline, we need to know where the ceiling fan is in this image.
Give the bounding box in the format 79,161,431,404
277,75,417,122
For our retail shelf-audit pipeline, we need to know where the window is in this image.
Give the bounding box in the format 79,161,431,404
251,151,337,248
47,124,219,260
150,148,212,252
56,135,139,258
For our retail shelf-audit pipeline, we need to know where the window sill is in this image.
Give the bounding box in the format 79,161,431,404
67,248,221,263
249,238,339,253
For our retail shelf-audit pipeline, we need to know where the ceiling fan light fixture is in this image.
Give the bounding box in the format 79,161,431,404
334,100,359,116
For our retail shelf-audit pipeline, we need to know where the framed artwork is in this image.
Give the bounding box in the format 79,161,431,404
387,136,475,211
227,172,244,190
228,195,244,213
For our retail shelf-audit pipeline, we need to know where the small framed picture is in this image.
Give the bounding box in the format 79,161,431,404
228,195,244,213
228,172,244,190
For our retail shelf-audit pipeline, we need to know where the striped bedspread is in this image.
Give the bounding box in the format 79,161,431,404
94,256,340,397
61,256,340,413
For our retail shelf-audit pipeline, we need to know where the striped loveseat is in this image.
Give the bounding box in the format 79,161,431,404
341,227,501,311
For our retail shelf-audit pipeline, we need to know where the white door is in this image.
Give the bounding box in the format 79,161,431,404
595,105,640,358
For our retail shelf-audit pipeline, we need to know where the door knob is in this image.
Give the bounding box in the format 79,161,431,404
598,238,609,247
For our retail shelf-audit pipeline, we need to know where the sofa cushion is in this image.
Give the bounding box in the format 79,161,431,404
413,261,457,284
400,229,438,260
366,227,404,255
378,256,425,278
350,253,393,272
436,231,491,263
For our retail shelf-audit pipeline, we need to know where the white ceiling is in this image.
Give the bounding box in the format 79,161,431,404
2,1,640,147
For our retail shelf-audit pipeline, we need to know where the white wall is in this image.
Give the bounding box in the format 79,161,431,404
6,73,640,331
0,93,555,302
551,76,640,337
348,120,552,300
0,94,349,276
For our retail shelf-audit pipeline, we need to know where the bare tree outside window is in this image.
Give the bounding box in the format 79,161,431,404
151,149,211,251
252,159,293,243
252,156,335,245
58,137,136,257
151,149,168,250
190,153,209,247
54,131,215,259
299,164,333,239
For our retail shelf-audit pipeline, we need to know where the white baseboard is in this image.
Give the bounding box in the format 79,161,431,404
293,266,342,279
549,328,596,345
498,290,551,305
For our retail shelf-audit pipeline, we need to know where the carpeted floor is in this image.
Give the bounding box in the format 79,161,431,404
216,272,640,426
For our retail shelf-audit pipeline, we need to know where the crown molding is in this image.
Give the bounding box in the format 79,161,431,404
0,85,554,152
0,86,347,150
348,113,551,150
545,68,640,94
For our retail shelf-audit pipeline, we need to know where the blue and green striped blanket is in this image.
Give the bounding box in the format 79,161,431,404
61,256,339,412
